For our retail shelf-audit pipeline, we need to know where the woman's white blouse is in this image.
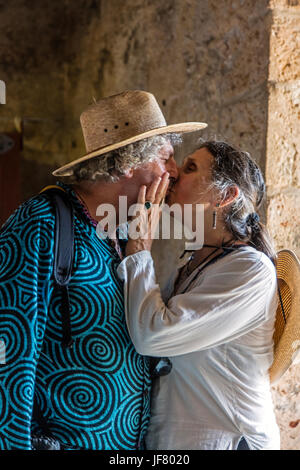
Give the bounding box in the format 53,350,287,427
117,246,280,450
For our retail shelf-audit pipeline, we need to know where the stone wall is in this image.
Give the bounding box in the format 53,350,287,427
0,0,67,199
0,0,273,201
68,0,272,284
0,0,299,449
267,0,300,450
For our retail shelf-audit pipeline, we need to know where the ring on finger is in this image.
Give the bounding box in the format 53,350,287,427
144,201,152,210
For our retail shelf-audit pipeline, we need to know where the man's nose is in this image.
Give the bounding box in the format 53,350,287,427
166,156,179,179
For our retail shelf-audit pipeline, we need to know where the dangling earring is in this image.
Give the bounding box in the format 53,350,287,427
212,203,220,229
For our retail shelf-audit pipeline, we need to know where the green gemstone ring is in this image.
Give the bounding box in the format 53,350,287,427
144,201,152,210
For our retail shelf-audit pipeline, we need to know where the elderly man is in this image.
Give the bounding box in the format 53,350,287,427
0,90,206,450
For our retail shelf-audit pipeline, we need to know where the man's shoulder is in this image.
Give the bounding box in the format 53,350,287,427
1,193,56,234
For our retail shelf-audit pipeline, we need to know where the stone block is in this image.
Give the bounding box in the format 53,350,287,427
145,0,271,111
267,191,300,257
266,81,300,189
271,363,300,450
269,13,300,82
270,0,300,9
217,87,269,170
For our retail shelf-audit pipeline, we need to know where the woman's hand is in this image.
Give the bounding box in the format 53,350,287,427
125,172,170,257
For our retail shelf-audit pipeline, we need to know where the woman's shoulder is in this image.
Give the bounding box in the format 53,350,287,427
220,245,277,282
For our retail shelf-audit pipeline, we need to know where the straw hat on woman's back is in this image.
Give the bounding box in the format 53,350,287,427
269,249,300,384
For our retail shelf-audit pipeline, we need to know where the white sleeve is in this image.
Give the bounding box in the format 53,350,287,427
117,250,276,357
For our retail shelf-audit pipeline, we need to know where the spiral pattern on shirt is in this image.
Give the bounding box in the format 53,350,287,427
0,309,31,363
123,345,145,393
5,363,35,416
20,196,54,221
21,221,53,264
75,325,126,373
0,383,9,426
0,185,150,450
0,232,24,281
46,420,106,450
110,394,143,449
48,369,117,429
46,286,102,341
72,239,110,284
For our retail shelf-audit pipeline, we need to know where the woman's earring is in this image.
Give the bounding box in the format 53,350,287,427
212,203,220,229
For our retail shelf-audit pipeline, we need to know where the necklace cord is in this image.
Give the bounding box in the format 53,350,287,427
176,240,249,295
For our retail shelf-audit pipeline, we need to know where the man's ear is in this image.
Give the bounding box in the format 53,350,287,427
219,185,239,208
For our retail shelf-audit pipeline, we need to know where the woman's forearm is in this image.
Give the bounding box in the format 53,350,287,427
117,250,275,357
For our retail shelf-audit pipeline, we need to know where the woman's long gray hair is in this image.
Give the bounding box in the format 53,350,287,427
199,140,277,262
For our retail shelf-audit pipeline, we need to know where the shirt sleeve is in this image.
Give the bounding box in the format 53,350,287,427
0,216,54,449
117,250,276,357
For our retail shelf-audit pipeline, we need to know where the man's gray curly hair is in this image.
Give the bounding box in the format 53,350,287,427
58,133,182,184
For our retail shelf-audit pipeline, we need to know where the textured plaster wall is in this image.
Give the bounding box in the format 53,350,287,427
0,0,272,201
267,0,300,450
0,0,68,198
60,0,272,284
0,0,299,449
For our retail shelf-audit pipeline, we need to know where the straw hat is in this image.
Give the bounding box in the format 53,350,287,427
269,249,300,384
52,90,207,177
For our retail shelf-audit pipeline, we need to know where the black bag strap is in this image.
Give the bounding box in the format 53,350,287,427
40,185,74,347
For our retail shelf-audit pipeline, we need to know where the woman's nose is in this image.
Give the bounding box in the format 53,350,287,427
165,156,179,179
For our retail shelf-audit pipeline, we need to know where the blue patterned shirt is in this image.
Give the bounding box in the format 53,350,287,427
0,183,151,450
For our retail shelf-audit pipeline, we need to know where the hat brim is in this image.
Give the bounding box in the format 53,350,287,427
269,249,300,384
52,122,207,176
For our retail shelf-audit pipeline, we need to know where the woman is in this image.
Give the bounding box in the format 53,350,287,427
117,140,280,450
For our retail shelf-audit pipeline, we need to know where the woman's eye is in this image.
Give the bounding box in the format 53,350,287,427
185,164,196,171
